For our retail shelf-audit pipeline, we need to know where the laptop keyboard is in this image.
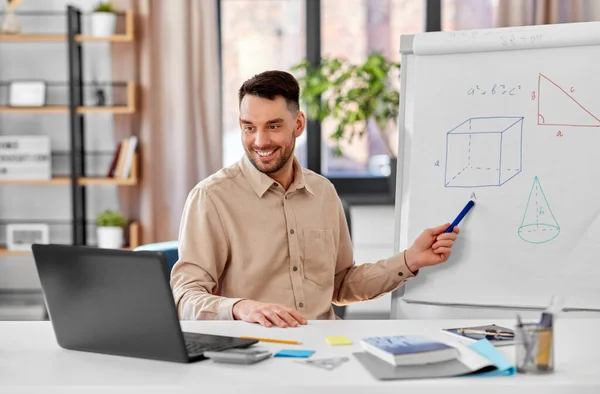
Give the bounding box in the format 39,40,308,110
185,341,225,357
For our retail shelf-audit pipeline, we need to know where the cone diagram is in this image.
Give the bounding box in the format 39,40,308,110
518,176,560,244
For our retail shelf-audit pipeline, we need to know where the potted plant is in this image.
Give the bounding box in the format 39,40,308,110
90,1,117,37
96,209,127,249
291,52,401,192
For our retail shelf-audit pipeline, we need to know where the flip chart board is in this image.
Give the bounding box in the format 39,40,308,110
392,22,600,312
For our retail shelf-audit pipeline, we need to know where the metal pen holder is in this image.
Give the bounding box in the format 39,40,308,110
515,322,554,374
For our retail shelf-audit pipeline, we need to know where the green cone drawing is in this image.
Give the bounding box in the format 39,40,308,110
518,176,560,244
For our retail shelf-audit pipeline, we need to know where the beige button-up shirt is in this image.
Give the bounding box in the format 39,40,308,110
171,155,415,320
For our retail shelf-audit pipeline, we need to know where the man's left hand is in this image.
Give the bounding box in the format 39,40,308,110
405,223,460,273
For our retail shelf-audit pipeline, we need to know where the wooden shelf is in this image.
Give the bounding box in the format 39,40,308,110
0,152,138,186
0,178,69,185
0,82,136,114
0,34,65,42
0,11,135,43
0,106,71,114
0,248,32,256
0,177,137,186
0,81,136,114
0,222,140,256
75,34,133,43
78,176,138,186
0,106,133,114
0,34,132,43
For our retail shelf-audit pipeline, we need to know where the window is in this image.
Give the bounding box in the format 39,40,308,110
219,0,462,201
442,0,498,31
220,0,307,168
320,0,424,178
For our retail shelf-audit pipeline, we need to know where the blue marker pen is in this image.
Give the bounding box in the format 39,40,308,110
444,200,475,233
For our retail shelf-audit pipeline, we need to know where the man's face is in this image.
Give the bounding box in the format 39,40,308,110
239,95,304,174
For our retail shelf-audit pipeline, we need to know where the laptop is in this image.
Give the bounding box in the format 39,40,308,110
31,243,257,363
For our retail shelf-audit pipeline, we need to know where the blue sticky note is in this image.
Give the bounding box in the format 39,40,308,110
468,339,516,377
274,349,315,358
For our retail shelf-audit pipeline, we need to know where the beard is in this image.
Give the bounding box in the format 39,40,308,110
245,135,296,175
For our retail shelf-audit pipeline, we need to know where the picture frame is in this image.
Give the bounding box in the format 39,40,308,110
8,81,46,107
6,223,50,251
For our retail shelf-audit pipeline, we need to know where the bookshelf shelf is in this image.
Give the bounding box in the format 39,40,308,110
0,11,134,43
0,82,136,114
0,177,137,186
0,178,68,185
0,221,140,256
0,106,133,114
79,177,138,186
76,34,133,42
0,248,32,256
0,34,65,42
0,34,132,43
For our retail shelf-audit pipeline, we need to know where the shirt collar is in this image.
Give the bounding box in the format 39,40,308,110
240,154,314,198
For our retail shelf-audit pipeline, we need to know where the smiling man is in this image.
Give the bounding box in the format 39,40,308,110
170,70,459,328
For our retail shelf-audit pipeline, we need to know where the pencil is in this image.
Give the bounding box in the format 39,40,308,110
240,336,302,345
458,328,514,337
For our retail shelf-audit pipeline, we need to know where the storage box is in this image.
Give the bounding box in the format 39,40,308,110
0,136,51,180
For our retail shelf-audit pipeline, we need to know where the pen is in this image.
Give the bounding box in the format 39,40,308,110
444,200,475,233
516,314,533,365
240,336,302,345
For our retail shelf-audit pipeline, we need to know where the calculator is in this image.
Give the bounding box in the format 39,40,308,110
204,348,272,364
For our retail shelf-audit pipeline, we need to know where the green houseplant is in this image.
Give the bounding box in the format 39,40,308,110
91,1,117,37
96,209,127,248
290,52,401,159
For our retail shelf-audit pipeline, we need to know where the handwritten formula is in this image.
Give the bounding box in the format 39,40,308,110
467,84,522,96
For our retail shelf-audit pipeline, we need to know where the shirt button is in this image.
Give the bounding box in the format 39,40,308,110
398,272,404,276
292,266,298,271
298,302,304,308
290,229,295,234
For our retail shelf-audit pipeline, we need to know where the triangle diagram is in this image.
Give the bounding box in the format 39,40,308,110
518,176,560,244
537,73,600,127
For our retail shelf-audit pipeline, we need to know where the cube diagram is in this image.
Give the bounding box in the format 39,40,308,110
444,117,523,188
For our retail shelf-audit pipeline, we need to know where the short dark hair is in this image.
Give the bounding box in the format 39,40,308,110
238,70,300,113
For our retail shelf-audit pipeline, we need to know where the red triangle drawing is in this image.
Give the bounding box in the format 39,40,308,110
537,73,600,127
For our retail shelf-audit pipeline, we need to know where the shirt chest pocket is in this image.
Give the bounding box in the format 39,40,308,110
302,228,335,287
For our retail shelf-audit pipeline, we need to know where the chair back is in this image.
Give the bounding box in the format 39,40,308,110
133,241,179,272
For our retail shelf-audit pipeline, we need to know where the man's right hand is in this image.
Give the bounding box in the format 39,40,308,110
232,300,307,328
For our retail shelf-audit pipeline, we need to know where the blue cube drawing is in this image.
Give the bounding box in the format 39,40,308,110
444,117,523,188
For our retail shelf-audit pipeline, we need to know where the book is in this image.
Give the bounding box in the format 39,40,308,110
354,338,515,380
359,335,460,366
113,137,130,178
121,135,138,179
442,324,515,347
106,141,122,177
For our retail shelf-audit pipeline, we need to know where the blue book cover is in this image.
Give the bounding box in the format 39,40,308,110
362,335,453,355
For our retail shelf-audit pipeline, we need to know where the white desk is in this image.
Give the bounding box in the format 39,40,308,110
1,319,598,394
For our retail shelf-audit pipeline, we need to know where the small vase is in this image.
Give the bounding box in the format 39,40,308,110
1,9,20,34
97,226,124,249
90,12,116,37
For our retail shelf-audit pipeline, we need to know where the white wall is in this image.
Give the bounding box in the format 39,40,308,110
344,206,395,319
0,0,121,290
